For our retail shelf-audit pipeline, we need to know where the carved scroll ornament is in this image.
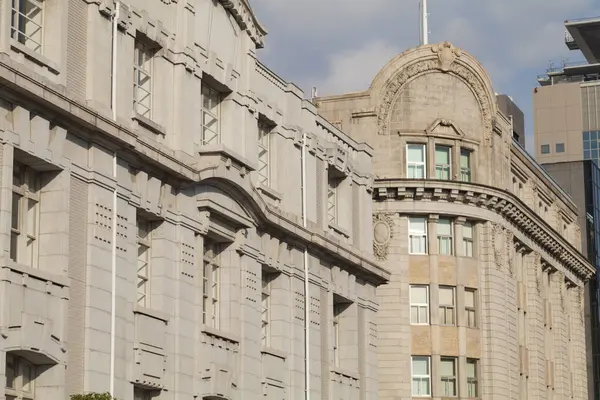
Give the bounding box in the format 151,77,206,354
373,213,394,261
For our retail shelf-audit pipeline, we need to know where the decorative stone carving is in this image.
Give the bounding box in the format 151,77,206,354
373,213,394,261
376,52,493,147
431,41,462,72
491,223,505,271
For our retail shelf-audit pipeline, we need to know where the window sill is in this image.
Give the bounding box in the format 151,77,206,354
3,258,69,287
201,325,240,344
330,368,359,381
409,252,428,256
410,323,430,326
197,144,255,173
132,113,166,136
257,184,282,202
133,304,169,323
261,346,286,360
10,39,59,75
329,223,349,238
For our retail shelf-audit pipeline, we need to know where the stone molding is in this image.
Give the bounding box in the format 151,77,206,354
375,42,494,146
218,0,267,48
374,180,594,282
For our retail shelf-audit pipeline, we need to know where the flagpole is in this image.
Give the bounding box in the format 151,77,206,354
420,0,428,45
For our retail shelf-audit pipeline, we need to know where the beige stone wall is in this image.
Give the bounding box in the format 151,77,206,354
316,42,594,399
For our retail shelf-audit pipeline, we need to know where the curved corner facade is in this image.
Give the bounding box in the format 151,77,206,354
0,1,389,400
316,42,595,399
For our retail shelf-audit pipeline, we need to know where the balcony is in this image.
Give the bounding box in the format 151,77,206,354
566,30,579,50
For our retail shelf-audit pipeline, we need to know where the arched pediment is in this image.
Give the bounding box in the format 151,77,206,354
370,42,496,144
425,118,466,138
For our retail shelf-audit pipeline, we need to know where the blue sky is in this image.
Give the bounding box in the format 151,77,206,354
251,0,600,152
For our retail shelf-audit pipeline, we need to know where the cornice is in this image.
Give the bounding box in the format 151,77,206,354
374,179,595,282
219,0,266,48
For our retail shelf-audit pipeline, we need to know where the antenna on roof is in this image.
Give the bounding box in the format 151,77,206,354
419,0,429,45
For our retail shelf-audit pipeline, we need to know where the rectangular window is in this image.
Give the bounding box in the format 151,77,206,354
11,163,40,268
556,143,565,153
411,356,431,397
540,144,550,154
463,221,474,257
327,176,339,225
257,121,272,187
137,216,151,307
440,357,458,397
133,40,154,118
203,240,221,329
409,217,427,254
465,288,477,328
460,148,472,182
332,302,345,367
407,144,426,179
5,353,35,399
439,286,455,326
11,0,44,53
435,145,451,180
201,84,221,145
134,387,154,400
467,359,478,397
410,285,429,325
437,218,453,255
261,271,273,347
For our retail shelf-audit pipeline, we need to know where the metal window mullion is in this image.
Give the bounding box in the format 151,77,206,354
17,192,28,265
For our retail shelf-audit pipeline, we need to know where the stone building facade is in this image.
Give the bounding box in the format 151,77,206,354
315,42,596,399
0,1,388,400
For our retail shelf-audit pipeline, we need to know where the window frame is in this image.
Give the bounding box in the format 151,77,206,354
133,39,154,119
202,240,222,329
5,353,35,400
332,302,345,367
411,356,431,397
460,148,472,182
11,162,40,268
327,175,340,226
10,0,44,54
201,83,221,146
257,120,272,187
465,288,477,328
463,221,474,257
435,145,452,180
440,357,458,397
410,285,430,325
437,217,453,255
261,270,274,347
540,144,550,154
406,143,427,179
466,358,478,397
439,286,456,326
136,216,152,307
409,216,428,255
555,143,565,153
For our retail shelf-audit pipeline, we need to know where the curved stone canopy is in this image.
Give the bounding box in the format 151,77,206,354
370,42,497,143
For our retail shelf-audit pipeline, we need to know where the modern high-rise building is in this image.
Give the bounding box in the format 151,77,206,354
534,17,600,165
533,16,600,399
496,94,526,147
0,1,388,400
316,41,595,399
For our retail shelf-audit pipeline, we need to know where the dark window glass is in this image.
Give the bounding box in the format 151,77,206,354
556,143,565,153
540,144,550,154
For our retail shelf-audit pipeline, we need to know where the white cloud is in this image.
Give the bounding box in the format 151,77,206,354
313,40,401,96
